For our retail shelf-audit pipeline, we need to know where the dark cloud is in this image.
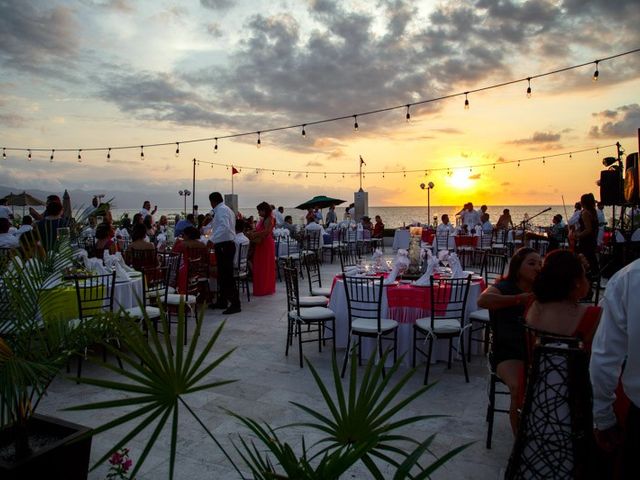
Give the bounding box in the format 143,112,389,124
0,1,79,74
91,0,640,151
200,0,235,11
0,113,27,128
589,104,640,139
508,131,562,145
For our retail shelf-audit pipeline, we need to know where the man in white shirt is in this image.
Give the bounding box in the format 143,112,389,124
139,200,157,221
233,219,250,266
209,192,241,314
436,214,455,234
567,202,582,228
274,206,285,227
0,218,20,248
590,258,640,476
461,202,481,228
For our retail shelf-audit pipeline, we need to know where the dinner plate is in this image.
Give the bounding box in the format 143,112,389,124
383,281,399,287
471,275,483,281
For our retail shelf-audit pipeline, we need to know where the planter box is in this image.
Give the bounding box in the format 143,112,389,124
0,414,92,480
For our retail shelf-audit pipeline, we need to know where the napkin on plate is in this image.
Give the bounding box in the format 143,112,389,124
85,258,109,275
113,252,136,272
343,266,360,276
448,253,465,278
113,261,131,281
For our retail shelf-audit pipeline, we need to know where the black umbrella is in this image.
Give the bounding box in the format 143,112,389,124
295,195,346,210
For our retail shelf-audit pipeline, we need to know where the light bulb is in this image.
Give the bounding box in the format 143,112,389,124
526,78,532,98
175,142,180,157
107,148,111,162
77,149,82,163
257,132,261,148
464,93,469,110
28,149,32,161
214,138,218,153
593,61,599,81
50,149,55,162
302,124,306,137
405,105,411,122
140,145,144,159
353,115,359,131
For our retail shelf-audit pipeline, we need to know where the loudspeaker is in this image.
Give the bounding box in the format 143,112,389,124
600,170,623,205
624,153,639,204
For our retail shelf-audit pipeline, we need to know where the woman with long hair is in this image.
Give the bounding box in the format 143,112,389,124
526,250,601,344
248,202,276,296
573,193,599,280
477,247,542,434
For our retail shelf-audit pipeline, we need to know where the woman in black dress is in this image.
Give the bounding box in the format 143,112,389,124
573,193,599,280
477,247,542,434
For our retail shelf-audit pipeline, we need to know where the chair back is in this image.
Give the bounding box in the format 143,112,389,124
163,252,182,290
338,245,359,271
73,271,116,320
342,276,384,332
459,248,485,272
481,253,507,285
283,264,300,315
235,242,249,276
184,246,209,294
129,247,158,271
428,276,471,329
479,231,493,249
141,263,169,305
493,228,508,245
305,251,323,292
304,229,321,252
435,231,449,251
506,340,591,479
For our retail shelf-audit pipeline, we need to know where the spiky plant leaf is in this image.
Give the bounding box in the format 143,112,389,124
66,307,239,480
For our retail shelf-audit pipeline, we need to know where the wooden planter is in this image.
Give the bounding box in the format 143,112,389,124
0,414,92,480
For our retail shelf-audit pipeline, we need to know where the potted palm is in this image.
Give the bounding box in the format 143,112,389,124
0,234,101,479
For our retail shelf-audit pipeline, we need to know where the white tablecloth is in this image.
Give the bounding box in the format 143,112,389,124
113,274,144,309
328,278,482,366
392,229,410,250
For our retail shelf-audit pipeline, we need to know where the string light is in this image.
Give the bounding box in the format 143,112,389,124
405,105,411,122
301,124,306,137
353,115,359,131
518,160,520,167
593,60,599,81
140,145,144,160
2,148,5,160
382,172,385,178
77,149,82,163
493,164,496,169
569,153,572,159
50,149,54,162
175,142,180,157
5,50,638,160
464,92,469,110
256,131,261,148
214,137,218,153
526,78,532,98
27,149,32,161
272,171,274,176
305,172,308,178
403,171,406,178
256,168,259,174
288,171,291,177
542,157,546,164
107,148,111,162
324,173,326,179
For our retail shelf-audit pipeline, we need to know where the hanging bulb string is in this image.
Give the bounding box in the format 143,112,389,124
192,143,615,177
2,49,637,155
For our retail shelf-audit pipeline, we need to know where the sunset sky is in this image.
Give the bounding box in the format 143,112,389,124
1,0,639,209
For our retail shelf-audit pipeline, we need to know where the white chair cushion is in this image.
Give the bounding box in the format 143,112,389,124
123,306,161,319
289,306,335,321
469,308,489,322
351,317,398,333
299,295,329,307
311,287,331,297
163,293,196,305
415,317,462,334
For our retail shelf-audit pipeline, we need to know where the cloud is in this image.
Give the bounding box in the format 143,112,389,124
508,131,562,145
200,0,235,11
205,22,223,37
306,160,323,167
469,173,481,180
588,104,640,139
501,181,510,186
0,113,27,128
0,1,79,75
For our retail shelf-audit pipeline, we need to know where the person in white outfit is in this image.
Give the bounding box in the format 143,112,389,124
590,258,640,477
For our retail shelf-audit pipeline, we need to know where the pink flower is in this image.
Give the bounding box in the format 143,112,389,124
109,452,123,465
122,459,132,472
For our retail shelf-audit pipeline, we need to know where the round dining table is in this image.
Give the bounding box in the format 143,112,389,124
328,274,485,366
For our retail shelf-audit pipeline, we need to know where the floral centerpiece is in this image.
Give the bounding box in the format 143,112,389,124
406,236,423,275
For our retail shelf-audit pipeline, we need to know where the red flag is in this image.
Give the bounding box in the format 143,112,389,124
359,155,366,166
232,166,239,175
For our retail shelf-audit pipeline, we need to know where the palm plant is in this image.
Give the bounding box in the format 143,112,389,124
228,349,472,479
65,307,240,479
0,236,103,458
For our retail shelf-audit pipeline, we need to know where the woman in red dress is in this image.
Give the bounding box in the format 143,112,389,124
248,202,276,296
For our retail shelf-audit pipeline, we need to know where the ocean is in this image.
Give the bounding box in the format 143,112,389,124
106,204,616,229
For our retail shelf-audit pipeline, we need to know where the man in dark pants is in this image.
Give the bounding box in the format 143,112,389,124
209,192,241,314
